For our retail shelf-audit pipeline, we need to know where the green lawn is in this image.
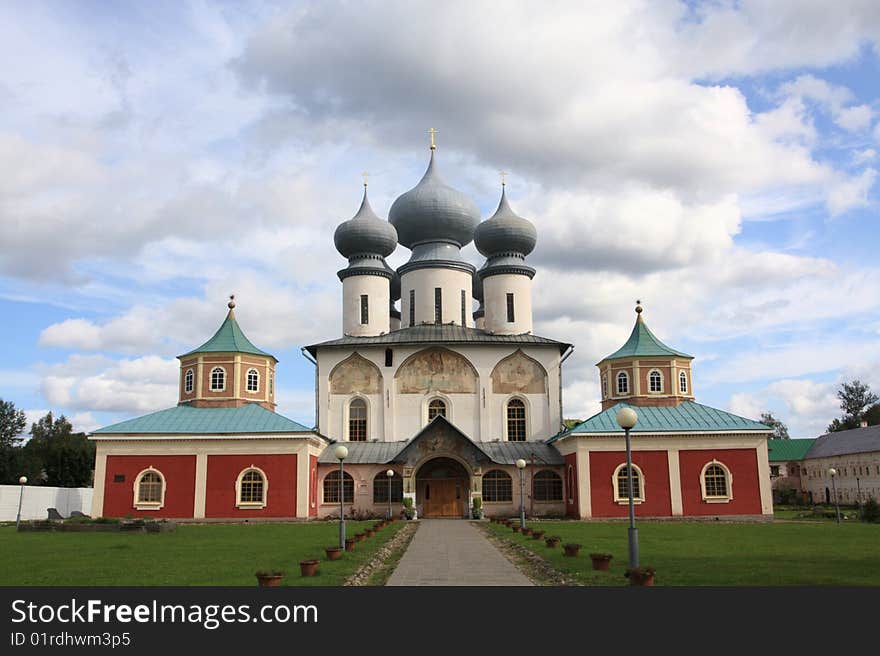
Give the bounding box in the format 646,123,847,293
487,520,880,586
0,521,403,586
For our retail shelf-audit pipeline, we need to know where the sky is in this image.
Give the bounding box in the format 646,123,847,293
1,0,879,438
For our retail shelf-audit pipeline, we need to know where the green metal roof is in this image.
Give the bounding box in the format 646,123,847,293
548,401,771,442
91,403,311,435
180,310,274,359
600,314,691,362
768,438,816,462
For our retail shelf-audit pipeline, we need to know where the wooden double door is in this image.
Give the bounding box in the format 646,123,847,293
422,478,466,518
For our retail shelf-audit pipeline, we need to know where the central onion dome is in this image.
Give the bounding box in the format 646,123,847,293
389,151,480,249
334,186,398,259
474,186,537,257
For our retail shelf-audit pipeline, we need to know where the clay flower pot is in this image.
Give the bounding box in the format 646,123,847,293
355,532,366,542
255,572,284,587
563,543,581,557
545,536,561,548
345,538,357,552
325,547,343,561
522,528,533,536
512,526,521,533
626,568,656,586
531,530,545,540
365,529,375,538
589,553,613,571
299,560,320,577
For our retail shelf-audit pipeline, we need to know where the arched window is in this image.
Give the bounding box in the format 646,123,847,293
246,368,259,393
482,469,513,502
134,469,165,509
533,470,563,501
701,461,732,502
210,367,225,391
617,371,629,395
649,370,662,393
679,371,688,393
507,399,527,441
349,398,367,441
373,473,403,503
428,398,447,421
236,467,267,507
602,374,607,398
184,369,194,394
612,463,644,503
323,470,354,504
269,373,274,395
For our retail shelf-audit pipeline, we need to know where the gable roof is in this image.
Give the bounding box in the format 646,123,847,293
768,438,815,462
549,401,771,442
804,425,880,459
90,403,312,435
600,314,691,362
180,309,274,359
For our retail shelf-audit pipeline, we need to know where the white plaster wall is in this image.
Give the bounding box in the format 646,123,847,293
342,275,390,336
483,273,533,335
315,344,563,442
0,485,93,521
400,268,472,327
327,392,385,442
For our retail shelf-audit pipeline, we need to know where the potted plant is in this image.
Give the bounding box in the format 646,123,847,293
403,497,416,520
563,543,581,557
531,529,545,540
472,497,483,519
255,570,284,586
589,553,613,571
545,535,561,548
512,525,522,533
345,537,357,551
299,559,320,577
625,566,656,586
364,528,375,538
355,532,366,542
325,546,343,561
522,527,533,536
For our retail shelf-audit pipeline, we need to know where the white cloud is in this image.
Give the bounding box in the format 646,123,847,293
729,378,842,437
827,168,877,216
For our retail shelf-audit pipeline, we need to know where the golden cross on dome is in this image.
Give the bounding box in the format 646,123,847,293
361,171,369,187
500,170,508,186
428,127,438,150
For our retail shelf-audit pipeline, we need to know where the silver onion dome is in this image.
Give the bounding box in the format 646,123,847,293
334,186,398,259
389,151,480,248
474,186,537,257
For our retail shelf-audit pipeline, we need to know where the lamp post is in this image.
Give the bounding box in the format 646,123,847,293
828,468,840,524
386,469,395,520
516,459,527,529
335,445,349,548
616,407,639,569
15,476,27,531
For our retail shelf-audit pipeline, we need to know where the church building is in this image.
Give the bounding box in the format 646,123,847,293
89,142,774,521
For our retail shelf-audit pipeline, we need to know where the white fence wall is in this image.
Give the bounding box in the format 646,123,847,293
0,485,93,521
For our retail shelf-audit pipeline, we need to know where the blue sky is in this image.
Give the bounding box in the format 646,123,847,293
1,0,879,437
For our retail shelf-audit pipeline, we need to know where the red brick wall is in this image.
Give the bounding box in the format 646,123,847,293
205,454,297,518
589,450,672,517
565,453,579,518
679,449,762,516
103,455,196,518
309,455,318,517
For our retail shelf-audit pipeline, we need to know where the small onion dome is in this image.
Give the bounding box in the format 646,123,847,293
474,186,537,257
389,151,480,248
334,186,398,259
384,259,402,301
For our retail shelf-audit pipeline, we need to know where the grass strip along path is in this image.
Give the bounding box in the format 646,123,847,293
486,520,880,586
0,521,404,586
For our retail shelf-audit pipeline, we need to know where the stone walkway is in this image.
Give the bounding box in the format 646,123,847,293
386,519,533,586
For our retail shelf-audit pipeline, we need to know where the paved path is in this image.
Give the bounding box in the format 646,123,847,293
386,519,533,586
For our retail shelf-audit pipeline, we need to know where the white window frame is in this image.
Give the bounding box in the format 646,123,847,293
346,395,370,442
504,395,529,442
616,371,629,396
679,370,688,394
602,373,608,398
612,463,645,505
133,467,166,510
184,368,194,394
648,369,663,394
700,460,733,503
235,466,268,509
210,366,226,392
246,368,260,393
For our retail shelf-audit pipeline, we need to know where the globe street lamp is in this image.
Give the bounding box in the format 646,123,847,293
386,469,395,520
616,407,639,569
15,476,27,531
335,445,349,548
516,459,527,529
828,467,841,524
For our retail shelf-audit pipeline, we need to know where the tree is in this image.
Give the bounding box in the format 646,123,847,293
827,380,879,433
563,418,583,430
759,412,789,439
0,398,27,448
23,412,95,487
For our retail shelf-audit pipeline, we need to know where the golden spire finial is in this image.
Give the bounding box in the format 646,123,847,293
228,294,236,310
428,127,438,150
500,170,508,187
361,171,369,188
